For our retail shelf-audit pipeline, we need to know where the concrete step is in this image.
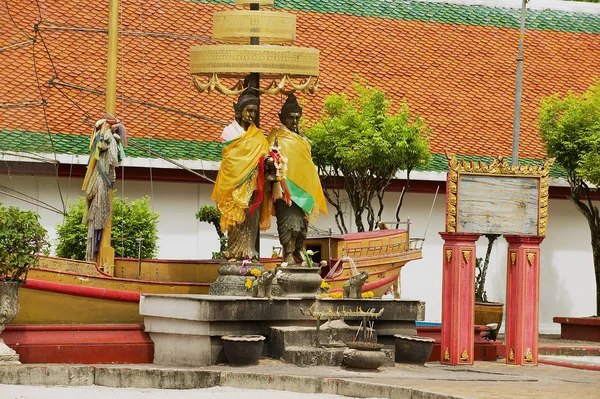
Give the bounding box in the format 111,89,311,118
280,345,395,367
269,320,378,361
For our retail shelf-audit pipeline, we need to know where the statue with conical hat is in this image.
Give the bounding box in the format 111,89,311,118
211,88,270,261
264,94,328,264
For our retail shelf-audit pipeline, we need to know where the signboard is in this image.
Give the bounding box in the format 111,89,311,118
445,153,554,237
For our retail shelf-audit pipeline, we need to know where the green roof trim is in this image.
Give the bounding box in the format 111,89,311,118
192,0,600,34
1,130,565,177
0,130,224,162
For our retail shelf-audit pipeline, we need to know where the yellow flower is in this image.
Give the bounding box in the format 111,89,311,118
245,278,253,289
320,280,331,290
250,268,261,277
330,292,343,299
361,291,374,299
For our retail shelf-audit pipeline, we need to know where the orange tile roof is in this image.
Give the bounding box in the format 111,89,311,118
1,0,599,162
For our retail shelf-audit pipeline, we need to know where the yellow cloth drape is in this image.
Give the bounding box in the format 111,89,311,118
211,124,270,233
267,127,328,218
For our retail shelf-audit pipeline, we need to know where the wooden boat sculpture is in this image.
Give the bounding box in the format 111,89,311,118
15,228,422,324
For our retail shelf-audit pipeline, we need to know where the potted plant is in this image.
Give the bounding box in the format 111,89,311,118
0,204,48,364
474,234,504,332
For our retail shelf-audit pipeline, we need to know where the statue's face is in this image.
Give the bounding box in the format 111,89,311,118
241,104,258,128
282,111,301,133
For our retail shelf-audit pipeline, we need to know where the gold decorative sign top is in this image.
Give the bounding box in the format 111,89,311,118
445,152,554,237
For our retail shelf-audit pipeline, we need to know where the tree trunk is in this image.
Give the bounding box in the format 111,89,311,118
569,177,600,316
476,234,499,303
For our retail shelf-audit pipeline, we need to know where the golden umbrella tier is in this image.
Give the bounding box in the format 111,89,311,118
235,0,274,6
190,45,319,79
213,11,296,44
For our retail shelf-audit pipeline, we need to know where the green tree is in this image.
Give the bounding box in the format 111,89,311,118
538,80,600,315
305,81,431,232
56,196,159,260
0,204,49,282
195,205,226,259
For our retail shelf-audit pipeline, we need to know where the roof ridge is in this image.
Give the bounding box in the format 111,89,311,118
195,0,600,33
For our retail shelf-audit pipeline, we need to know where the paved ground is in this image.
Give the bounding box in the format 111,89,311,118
0,385,384,399
2,335,599,399
1,358,599,399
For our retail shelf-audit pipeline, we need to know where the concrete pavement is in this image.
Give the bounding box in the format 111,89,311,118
0,358,598,399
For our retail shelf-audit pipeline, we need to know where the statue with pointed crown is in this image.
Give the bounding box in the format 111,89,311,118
211,87,270,261
264,94,328,264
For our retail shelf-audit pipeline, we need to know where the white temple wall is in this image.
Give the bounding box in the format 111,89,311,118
1,174,597,334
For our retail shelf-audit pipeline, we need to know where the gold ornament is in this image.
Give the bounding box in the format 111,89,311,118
525,348,533,362
444,348,450,361
460,349,469,362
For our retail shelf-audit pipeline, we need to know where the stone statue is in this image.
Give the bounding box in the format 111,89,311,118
252,269,276,298
211,88,270,261
82,114,126,262
265,94,328,264
343,271,369,299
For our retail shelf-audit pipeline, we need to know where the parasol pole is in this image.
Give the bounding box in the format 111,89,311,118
97,0,119,268
511,0,527,166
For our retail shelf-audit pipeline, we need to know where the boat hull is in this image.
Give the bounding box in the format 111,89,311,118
15,229,423,324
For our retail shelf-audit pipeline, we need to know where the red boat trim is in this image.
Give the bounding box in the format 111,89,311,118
333,229,408,241
32,267,210,286
327,264,403,283
336,249,422,264
329,273,398,293
23,278,141,303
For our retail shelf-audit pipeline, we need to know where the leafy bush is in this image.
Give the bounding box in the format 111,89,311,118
0,203,49,282
56,196,159,260
195,205,226,259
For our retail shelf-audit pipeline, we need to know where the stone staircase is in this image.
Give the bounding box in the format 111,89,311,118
268,320,394,367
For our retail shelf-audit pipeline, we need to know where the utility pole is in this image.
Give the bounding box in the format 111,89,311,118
97,0,119,268
511,0,527,166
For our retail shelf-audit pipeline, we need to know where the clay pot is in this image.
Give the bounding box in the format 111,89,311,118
475,301,504,331
394,334,435,365
276,265,322,299
343,347,387,369
221,335,265,366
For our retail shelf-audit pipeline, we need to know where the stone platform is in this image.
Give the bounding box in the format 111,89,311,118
140,294,425,367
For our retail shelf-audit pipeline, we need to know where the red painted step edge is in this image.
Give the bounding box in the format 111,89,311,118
3,324,154,364
539,358,600,372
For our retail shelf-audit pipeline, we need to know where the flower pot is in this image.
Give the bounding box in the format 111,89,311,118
221,335,265,366
0,281,22,364
394,334,435,365
475,301,504,331
342,347,387,369
276,265,322,298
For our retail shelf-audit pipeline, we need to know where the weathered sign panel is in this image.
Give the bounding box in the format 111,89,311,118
445,154,554,237
457,175,539,235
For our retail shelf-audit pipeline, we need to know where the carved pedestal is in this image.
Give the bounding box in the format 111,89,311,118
439,232,480,365
208,261,264,296
504,235,544,366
